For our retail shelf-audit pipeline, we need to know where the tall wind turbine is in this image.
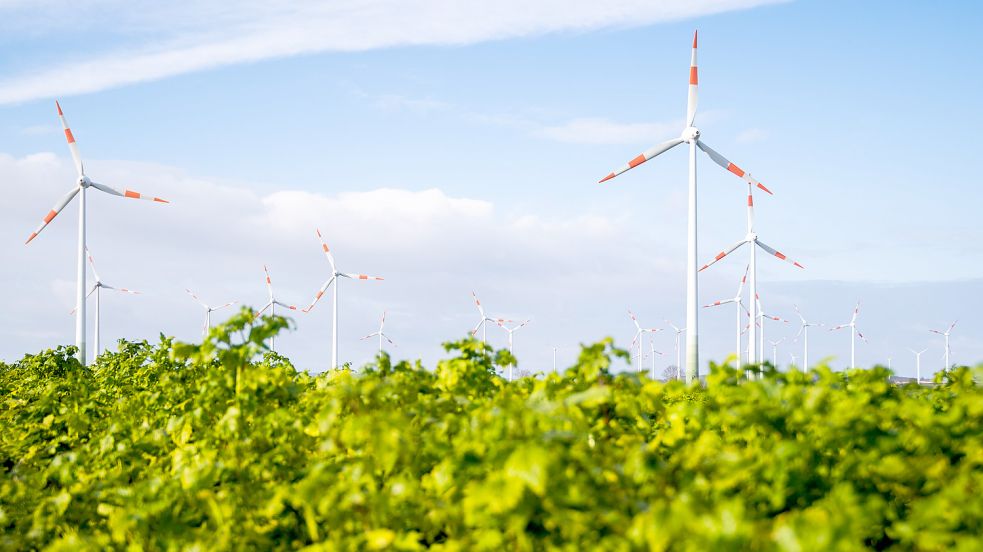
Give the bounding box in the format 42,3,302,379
498,320,529,382
255,265,298,353
470,291,510,344
598,31,775,384
703,265,749,367
185,289,236,338
665,320,686,381
360,311,395,353
699,179,803,365
628,309,661,373
25,101,168,365
929,321,957,371
830,302,867,369
302,229,383,369
792,305,822,369
71,248,140,362
908,347,928,383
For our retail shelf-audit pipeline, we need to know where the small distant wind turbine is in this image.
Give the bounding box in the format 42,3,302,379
768,337,786,368
470,291,510,344
929,321,957,371
789,352,797,367
71,248,140,362
648,339,664,380
302,229,383,369
703,265,749,366
360,311,395,353
665,320,686,380
185,289,236,338
26,101,168,365
792,305,822,369
908,347,928,383
830,302,867,369
498,320,530,382
755,296,789,368
255,265,298,353
598,31,776,384
628,309,661,373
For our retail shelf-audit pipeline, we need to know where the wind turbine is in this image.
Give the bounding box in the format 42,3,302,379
470,291,510,344
302,229,384,369
703,265,749,367
755,296,789,369
628,309,661,373
360,311,395,353
185,289,236,338
699,176,803,365
792,305,822,369
598,31,776,384
830,302,867,369
908,347,928,383
254,265,298,353
498,320,529,382
665,320,686,381
929,321,957,371
25,101,168,365
71,248,140,362
768,337,786,368
648,338,664,380
789,352,797,367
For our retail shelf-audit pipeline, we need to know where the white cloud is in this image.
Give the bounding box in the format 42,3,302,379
535,117,681,145
736,127,767,143
0,0,788,104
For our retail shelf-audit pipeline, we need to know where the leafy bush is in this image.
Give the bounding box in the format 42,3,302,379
1,308,982,550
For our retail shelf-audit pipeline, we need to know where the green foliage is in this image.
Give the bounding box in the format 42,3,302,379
1,311,982,550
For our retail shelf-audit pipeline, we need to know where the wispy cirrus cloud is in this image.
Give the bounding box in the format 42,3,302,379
0,0,788,105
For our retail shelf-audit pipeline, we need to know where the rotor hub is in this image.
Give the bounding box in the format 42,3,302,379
80,175,91,188
682,126,700,141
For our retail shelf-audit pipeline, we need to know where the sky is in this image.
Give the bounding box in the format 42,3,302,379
1,0,981,378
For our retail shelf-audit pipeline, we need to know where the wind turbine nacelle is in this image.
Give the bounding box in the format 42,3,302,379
682,127,700,141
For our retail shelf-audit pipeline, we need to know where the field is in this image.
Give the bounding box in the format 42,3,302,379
1,308,982,550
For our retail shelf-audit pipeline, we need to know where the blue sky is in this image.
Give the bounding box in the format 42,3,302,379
1,0,981,376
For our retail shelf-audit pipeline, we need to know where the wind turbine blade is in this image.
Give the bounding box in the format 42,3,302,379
379,311,387,331
630,330,641,351
686,30,699,127
90,181,168,203
25,186,79,244
793,304,807,324
470,318,484,337
471,291,487,317
85,248,103,283
340,273,384,281
213,301,237,311
359,332,378,341
856,328,868,343
70,284,99,314
928,329,945,335
598,138,684,183
55,101,84,176
829,324,850,331
185,288,209,309
628,308,641,330
107,285,141,295
696,140,773,194
703,297,737,308
262,265,274,301
254,301,273,319
302,276,335,313
737,264,749,295
851,302,861,324
383,334,396,346
273,300,298,311
947,320,958,333
755,240,805,269
314,228,337,272
698,238,749,272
